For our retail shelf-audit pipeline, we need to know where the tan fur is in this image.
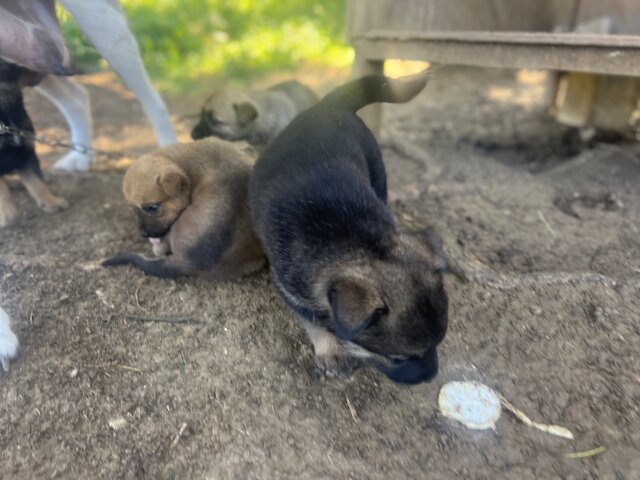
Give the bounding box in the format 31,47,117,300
0,178,17,227
117,137,265,279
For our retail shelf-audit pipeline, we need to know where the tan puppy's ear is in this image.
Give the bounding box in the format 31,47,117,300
158,165,190,198
329,277,384,339
233,101,258,126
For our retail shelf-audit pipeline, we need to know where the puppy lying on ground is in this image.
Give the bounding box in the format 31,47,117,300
0,60,68,227
191,80,318,148
250,71,449,385
0,306,19,372
103,138,265,279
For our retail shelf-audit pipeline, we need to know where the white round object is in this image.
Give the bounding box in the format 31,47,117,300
438,381,502,430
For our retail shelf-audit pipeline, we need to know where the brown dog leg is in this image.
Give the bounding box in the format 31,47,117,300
17,148,68,212
19,168,68,212
297,316,359,378
0,178,18,227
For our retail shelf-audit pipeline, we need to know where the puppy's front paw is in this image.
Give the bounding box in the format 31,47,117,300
314,351,359,379
150,238,170,257
52,151,92,172
0,308,19,372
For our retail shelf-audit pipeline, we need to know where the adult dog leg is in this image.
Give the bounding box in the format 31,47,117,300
0,306,19,372
36,75,93,171
18,150,68,212
60,0,177,146
0,178,18,227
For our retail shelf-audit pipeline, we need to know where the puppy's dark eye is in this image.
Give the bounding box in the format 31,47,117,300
369,305,389,327
143,203,160,214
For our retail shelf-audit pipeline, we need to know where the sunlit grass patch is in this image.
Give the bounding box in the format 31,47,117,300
59,0,352,92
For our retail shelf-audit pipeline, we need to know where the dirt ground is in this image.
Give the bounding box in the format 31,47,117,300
1,67,639,479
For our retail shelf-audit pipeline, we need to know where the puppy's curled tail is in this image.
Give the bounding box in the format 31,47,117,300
320,68,436,112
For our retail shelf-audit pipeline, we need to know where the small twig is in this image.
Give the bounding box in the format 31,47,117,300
85,363,142,374
178,351,186,375
595,143,640,166
459,265,620,290
345,395,359,423
125,314,196,324
117,365,143,374
170,422,188,449
134,278,147,311
500,395,573,440
537,211,557,237
381,131,431,168
565,446,607,459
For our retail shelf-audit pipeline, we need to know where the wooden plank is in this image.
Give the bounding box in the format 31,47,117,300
353,32,640,76
346,0,577,37
359,30,640,48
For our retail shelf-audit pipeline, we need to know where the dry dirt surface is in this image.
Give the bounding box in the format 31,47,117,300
1,67,639,479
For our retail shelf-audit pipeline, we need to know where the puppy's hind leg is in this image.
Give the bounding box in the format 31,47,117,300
297,316,359,379
36,76,93,171
0,178,18,227
60,0,177,146
0,306,19,372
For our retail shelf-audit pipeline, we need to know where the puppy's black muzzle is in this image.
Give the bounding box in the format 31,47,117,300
377,348,439,385
191,122,210,140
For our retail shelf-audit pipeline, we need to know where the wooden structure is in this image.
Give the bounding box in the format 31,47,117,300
346,0,640,136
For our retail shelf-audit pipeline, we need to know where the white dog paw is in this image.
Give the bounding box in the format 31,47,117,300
52,151,92,172
0,307,19,372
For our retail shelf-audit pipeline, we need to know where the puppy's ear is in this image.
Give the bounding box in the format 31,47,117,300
233,101,258,126
419,227,448,273
329,277,384,339
158,166,190,198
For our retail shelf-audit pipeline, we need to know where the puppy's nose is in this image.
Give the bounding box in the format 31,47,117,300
191,124,207,140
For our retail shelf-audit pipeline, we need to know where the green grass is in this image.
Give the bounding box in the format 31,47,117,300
59,0,352,92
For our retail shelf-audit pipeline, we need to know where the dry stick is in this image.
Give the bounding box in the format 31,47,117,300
457,266,620,290
170,422,188,449
125,314,196,324
500,395,574,440
381,130,432,168
345,396,359,423
537,211,557,237
565,446,607,459
85,363,142,374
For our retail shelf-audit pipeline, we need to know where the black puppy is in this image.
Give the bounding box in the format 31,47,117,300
250,71,448,385
0,60,67,227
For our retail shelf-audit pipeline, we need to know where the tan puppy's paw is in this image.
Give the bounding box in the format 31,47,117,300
150,237,171,257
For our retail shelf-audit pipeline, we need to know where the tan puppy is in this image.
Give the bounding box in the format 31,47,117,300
103,137,265,279
191,80,318,148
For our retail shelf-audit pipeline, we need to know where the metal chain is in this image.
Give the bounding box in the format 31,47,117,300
0,120,129,160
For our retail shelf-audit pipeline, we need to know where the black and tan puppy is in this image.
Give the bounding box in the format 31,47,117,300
250,71,448,385
191,80,318,148
0,60,68,227
103,137,265,279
